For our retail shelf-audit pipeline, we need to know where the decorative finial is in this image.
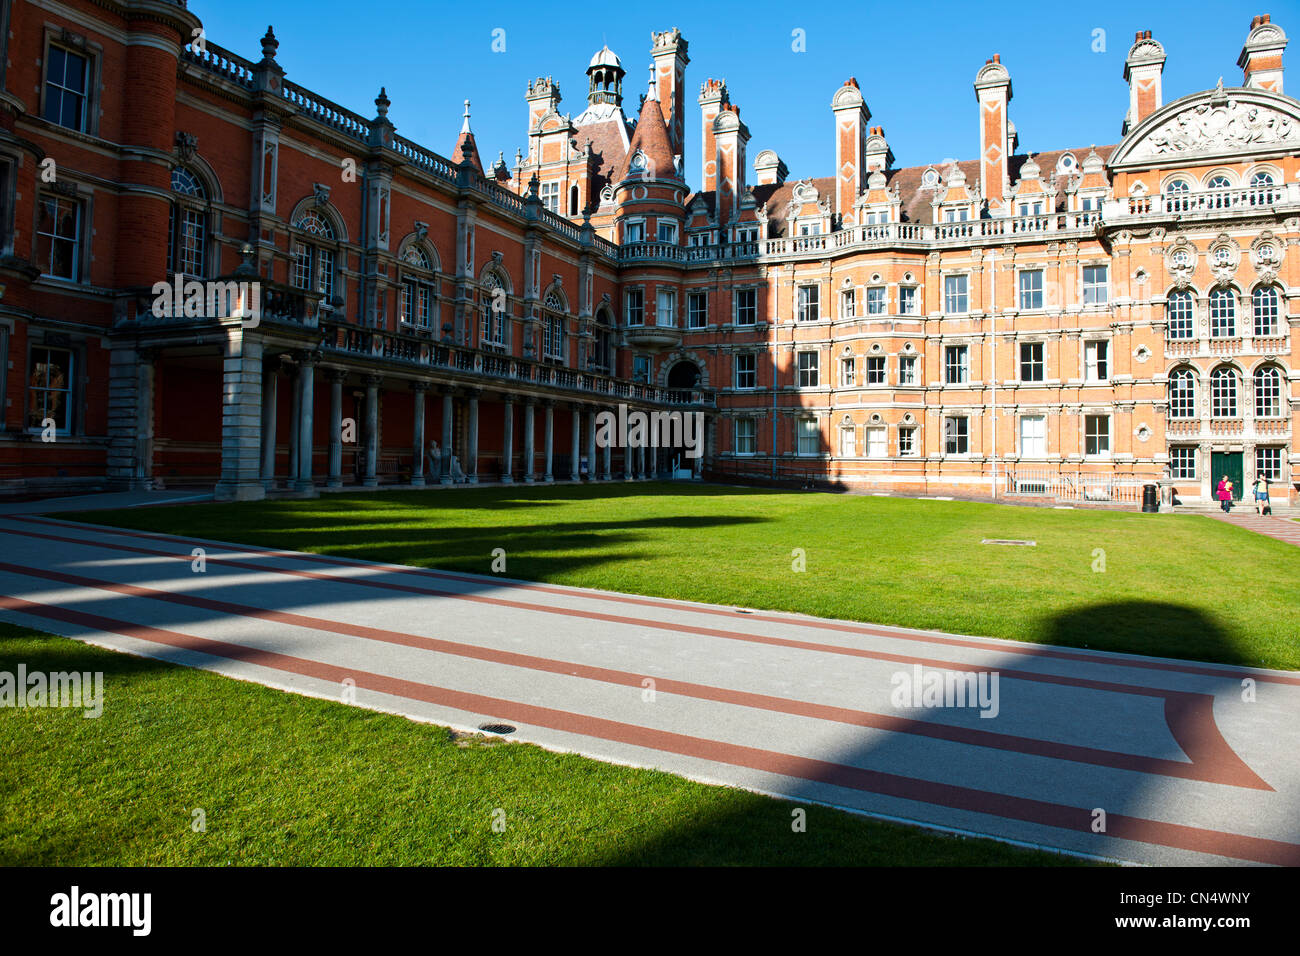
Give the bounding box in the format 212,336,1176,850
260,26,279,60
461,99,472,134
646,63,658,101
375,87,390,117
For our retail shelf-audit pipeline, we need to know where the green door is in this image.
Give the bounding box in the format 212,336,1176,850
1211,451,1244,500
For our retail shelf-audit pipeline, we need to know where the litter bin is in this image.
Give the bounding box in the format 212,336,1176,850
1141,483,1159,513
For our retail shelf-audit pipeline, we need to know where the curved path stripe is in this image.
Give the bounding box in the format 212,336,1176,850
0,524,1270,795
1,590,1296,866
0,557,1265,790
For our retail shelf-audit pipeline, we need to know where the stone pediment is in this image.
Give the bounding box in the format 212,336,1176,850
1109,86,1300,168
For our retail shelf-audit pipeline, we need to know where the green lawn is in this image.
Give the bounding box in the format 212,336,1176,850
75,482,1300,670
0,624,1073,866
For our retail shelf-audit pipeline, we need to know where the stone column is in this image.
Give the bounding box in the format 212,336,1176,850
602,425,612,480
586,409,597,481
522,400,536,483
288,364,301,483
501,399,514,483
467,390,480,484
260,359,278,489
543,402,554,482
295,353,316,493
411,382,428,487
570,405,581,481
327,370,344,488
363,375,380,487
440,387,455,485
106,344,156,491
214,329,267,501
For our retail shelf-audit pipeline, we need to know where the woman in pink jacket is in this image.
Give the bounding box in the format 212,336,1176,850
1216,476,1233,512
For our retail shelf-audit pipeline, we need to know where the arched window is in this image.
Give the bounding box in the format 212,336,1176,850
1254,366,1284,418
542,290,565,361
1208,288,1236,338
479,271,506,348
1252,286,1280,337
168,167,208,277
399,245,436,331
1207,175,1233,209
1164,179,1191,212
1166,290,1195,340
1210,366,1238,418
1168,368,1197,419
1249,171,1276,204
569,184,580,217
290,210,337,301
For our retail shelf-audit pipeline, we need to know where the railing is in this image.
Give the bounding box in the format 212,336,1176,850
1114,185,1291,219
319,321,713,406
1005,469,1151,503
181,41,255,89
619,241,686,262
1256,418,1291,436
280,80,371,142
390,135,458,183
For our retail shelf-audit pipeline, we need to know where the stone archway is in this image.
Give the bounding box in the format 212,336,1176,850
666,359,701,389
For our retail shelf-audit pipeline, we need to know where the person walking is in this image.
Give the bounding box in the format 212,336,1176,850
1253,475,1271,516
1216,475,1233,512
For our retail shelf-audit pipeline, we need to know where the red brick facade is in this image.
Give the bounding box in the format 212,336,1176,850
1,2,1296,507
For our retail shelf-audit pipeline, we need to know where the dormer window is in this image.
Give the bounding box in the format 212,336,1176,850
922,169,939,187
943,207,969,223
629,150,647,174
798,221,822,236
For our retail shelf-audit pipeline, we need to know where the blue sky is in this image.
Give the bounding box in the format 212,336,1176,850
190,0,1286,182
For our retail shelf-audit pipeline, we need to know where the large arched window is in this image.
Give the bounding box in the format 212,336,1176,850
1254,365,1284,418
1166,290,1195,340
1168,367,1197,419
168,167,208,277
1207,174,1233,209
290,210,337,301
1208,288,1236,338
399,245,436,332
1249,170,1276,204
542,290,566,361
1252,286,1280,337
479,271,506,348
1164,179,1191,212
1210,366,1238,418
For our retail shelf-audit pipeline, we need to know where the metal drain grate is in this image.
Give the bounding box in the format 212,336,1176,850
477,722,516,735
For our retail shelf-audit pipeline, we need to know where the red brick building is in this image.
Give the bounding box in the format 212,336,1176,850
2,2,1296,507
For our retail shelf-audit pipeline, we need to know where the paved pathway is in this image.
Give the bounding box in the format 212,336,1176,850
1204,508,1300,547
2,513,1298,865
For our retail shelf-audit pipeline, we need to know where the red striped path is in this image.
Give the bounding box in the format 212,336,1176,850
1205,510,1300,547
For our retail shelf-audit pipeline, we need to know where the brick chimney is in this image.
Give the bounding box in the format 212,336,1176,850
1238,14,1288,93
973,55,1012,213
831,77,871,225
713,104,749,227
699,79,728,193
1122,31,1166,134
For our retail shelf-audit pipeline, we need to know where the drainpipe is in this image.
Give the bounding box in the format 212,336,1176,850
990,248,998,500
358,164,369,327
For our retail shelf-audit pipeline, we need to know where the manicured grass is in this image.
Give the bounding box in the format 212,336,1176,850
75,483,1300,670
0,624,1074,866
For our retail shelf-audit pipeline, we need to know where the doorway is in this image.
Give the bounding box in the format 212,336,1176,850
1210,451,1243,500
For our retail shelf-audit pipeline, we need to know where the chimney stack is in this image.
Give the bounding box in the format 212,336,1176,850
1238,14,1288,93
699,79,729,193
973,55,1012,213
651,28,690,174
831,77,871,226
1122,31,1166,134
713,104,749,226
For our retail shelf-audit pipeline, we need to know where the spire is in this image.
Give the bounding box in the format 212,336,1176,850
616,70,677,183
646,62,659,102
452,97,483,175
